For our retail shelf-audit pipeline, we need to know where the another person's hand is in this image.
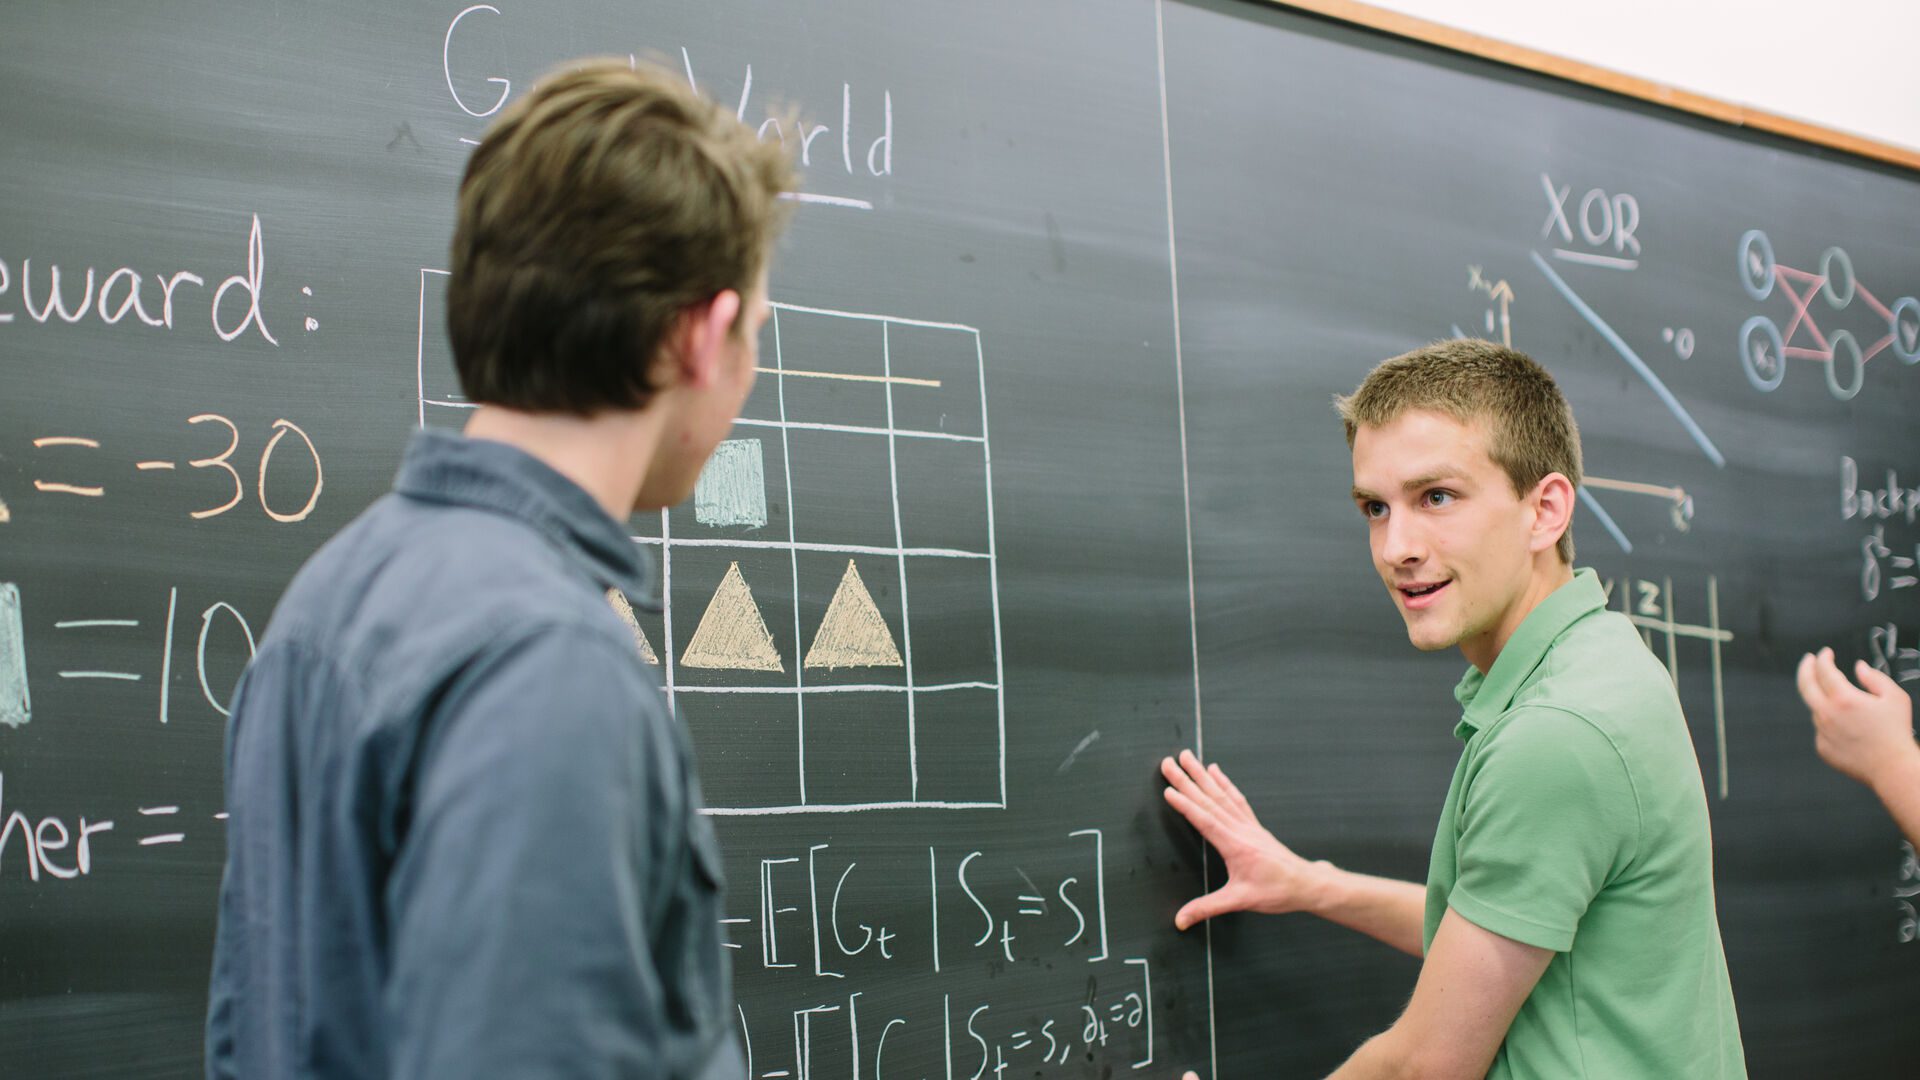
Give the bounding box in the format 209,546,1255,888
1796,647,1919,792
1160,750,1327,930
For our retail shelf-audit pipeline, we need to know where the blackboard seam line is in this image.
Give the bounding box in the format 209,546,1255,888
1153,1,1203,756
1155,3,1218,1075
774,307,808,805
969,330,1008,809
661,502,676,722
415,270,431,430
882,322,922,800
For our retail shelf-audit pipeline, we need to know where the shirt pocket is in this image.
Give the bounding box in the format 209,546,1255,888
688,813,727,893
667,812,731,1038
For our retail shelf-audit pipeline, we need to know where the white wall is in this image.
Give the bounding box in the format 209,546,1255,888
1364,0,1920,155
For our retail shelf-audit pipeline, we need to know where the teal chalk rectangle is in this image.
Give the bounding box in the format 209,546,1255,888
0,583,29,728
695,439,769,529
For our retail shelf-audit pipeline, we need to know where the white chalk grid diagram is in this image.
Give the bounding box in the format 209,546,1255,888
418,270,1006,813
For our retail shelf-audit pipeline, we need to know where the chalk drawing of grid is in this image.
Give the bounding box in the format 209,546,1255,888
416,272,1005,815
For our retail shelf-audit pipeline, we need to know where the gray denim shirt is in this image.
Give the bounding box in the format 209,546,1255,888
206,430,741,1080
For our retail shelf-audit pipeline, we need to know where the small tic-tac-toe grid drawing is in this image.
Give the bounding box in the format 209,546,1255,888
418,271,1006,814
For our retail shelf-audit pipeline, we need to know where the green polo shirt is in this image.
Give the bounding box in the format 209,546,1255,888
1424,568,1745,1078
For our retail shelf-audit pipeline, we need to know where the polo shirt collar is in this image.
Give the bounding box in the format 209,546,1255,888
393,429,657,608
1451,567,1605,738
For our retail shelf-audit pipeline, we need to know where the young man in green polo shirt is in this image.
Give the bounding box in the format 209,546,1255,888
1161,340,1745,1078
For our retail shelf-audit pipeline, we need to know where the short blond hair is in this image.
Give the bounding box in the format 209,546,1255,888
1334,339,1583,563
448,58,796,414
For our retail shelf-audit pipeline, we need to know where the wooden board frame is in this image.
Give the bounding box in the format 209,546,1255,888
1259,0,1920,173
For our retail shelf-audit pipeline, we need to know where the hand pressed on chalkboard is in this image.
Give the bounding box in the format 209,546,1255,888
1160,750,1327,930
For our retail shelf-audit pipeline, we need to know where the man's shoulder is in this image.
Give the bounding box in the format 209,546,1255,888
267,492,644,701
1500,608,1704,800
1513,609,1679,728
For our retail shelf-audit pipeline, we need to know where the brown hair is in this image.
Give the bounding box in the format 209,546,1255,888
447,58,796,414
1334,339,1583,563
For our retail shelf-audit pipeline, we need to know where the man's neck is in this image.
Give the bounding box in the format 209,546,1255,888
1460,559,1577,674
463,404,660,521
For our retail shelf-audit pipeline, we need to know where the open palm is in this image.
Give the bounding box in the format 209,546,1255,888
1160,750,1322,930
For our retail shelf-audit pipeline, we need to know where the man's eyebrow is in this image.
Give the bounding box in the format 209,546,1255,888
1401,470,1467,493
1351,471,1470,502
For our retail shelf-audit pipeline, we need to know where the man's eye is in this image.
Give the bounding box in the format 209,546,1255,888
1363,501,1387,519
1425,490,1454,507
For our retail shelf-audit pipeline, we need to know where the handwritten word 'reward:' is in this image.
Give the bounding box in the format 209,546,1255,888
0,214,280,344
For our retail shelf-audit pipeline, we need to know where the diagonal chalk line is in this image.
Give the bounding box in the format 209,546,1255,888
1577,486,1633,555
1532,251,1725,468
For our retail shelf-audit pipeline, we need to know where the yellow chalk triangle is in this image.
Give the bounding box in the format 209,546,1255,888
805,560,903,670
681,562,785,671
605,587,658,665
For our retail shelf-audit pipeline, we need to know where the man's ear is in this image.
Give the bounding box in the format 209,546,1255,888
666,289,744,390
1529,472,1576,556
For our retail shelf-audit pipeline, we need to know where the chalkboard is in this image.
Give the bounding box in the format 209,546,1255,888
2,1,1917,1077
1165,2,1920,1076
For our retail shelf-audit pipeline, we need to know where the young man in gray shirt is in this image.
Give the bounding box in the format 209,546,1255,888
205,60,793,1078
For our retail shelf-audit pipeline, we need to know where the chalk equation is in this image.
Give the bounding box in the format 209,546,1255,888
1866,622,1920,684
0,770,229,883
727,827,1158,1078
1839,458,1920,603
0,805,1162,1075
0,583,260,732
19,417,323,524
1899,843,1919,944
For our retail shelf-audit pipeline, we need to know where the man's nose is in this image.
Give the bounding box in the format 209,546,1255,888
1380,510,1425,566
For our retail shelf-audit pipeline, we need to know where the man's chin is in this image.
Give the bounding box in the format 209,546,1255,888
1400,618,1460,653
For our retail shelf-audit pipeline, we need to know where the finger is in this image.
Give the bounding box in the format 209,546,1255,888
1163,754,1212,807
1796,652,1826,715
1175,884,1243,931
1182,751,1231,804
1811,647,1872,713
1209,762,1255,816
1812,647,1854,701
1855,659,1905,699
1178,749,1224,800
1163,786,1226,843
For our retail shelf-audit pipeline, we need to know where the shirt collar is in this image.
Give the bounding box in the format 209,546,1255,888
392,429,657,608
1451,567,1605,738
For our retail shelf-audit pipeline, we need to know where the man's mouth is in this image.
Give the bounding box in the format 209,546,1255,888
1398,580,1451,608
